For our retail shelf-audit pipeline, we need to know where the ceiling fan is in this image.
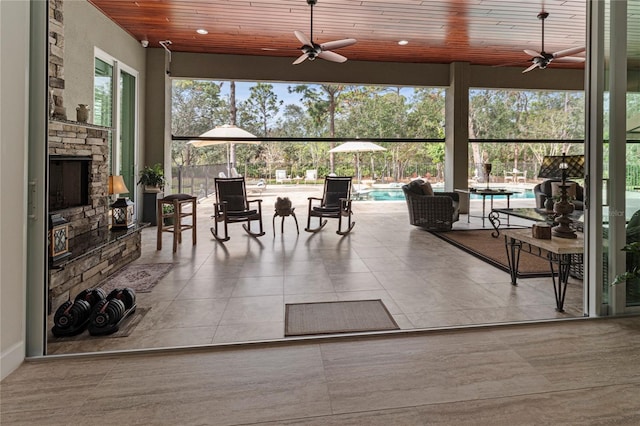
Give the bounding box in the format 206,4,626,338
292,0,357,65
522,11,585,73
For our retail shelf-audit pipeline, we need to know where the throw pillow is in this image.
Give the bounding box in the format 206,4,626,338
420,181,434,196
407,179,425,195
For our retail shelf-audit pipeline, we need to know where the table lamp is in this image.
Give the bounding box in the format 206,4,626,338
109,175,134,230
537,154,585,211
537,154,585,239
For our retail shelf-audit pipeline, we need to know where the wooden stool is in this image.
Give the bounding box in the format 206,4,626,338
157,194,197,252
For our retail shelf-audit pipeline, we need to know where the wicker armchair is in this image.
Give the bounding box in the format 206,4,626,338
402,180,460,231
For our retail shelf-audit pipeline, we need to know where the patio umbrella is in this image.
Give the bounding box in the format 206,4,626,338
187,124,259,175
329,141,387,183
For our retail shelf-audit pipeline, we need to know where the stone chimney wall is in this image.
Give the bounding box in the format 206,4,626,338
49,0,66,119
47,0,110,236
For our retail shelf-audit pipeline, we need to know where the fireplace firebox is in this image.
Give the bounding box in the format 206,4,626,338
49,156,91,211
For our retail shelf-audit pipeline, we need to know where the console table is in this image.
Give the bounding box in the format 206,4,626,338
502,228,584,312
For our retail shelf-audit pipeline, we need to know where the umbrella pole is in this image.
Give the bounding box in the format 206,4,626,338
356,152,360,184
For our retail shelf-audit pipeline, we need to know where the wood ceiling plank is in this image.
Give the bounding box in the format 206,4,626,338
87,0,591,68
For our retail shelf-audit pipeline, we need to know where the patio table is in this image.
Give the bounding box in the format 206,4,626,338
456,188,518,227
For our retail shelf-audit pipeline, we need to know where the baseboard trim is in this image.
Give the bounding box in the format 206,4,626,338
1,341,25,380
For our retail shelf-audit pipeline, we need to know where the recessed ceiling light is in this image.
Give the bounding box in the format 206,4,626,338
196,29,208,35
398,40,409,46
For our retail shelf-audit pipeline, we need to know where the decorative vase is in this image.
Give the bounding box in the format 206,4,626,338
483,163,492,189
544,196,555,211
76,104,90,123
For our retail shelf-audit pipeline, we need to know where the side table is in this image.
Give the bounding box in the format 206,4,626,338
273,207,299,236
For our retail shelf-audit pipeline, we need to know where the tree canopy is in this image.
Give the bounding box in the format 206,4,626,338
172,79,587,180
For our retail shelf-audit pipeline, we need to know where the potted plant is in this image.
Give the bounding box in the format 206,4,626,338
137,164,166,193
612,241,640,286
162,204,175,226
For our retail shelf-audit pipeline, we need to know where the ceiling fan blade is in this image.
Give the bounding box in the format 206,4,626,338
294,30,312,47
317,50,348,63
552,46,586,59
553,56,586,63
292,53,308,65
522,63,539,74
320,38,357,51
524,49,543,58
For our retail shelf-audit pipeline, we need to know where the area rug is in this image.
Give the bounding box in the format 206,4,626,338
48,307,150,341
431,229,552,278
99,263,173,294
285,299,399,336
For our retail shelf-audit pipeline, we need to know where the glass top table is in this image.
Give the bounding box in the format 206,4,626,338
489,207,584,237
455,188,519,227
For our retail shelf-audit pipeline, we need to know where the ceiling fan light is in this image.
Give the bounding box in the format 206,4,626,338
196,29,208,35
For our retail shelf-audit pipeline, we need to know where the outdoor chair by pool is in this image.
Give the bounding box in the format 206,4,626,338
275,169,292,184
304,169,317,184
305,176,355,235
210,177,265,242
402,179,460,231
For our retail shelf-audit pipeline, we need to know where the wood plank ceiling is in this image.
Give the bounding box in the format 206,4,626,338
87,0,592,69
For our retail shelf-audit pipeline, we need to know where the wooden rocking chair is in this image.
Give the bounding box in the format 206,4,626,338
305,176,355,235
210,177,265,242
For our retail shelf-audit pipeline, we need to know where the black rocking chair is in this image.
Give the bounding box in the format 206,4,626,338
210,177,265,242
305,176,355,235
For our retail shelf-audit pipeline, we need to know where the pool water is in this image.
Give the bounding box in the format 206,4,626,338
470,191,534,200
359,187,534,201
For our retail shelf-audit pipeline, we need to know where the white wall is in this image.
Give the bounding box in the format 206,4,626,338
1,0,30,380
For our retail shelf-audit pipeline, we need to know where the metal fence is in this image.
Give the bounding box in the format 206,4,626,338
172,162,640,197
170,164,228,198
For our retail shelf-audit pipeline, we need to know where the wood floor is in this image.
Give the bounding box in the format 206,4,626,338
3,317,640,424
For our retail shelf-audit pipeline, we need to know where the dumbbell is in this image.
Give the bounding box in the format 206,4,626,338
106,288,136,310
90,298,126,330
53,299,92,331
75,288,107,306
52,287,107,336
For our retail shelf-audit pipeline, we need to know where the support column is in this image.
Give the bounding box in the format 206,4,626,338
445,62,470,213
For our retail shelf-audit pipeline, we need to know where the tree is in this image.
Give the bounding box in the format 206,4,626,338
239,82,283,137
171,80,228,166
289,84,348,172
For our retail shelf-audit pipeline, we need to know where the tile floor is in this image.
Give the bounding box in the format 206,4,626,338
46,184,584,355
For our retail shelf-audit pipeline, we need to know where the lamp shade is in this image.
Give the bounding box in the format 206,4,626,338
108,175,129,195
538,155,585,179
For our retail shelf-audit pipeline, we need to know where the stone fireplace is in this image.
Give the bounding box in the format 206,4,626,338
48,120,110,238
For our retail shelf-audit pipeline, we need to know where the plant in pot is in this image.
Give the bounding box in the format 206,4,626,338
137,164,166,193
612,241,640,287
162,204,175,226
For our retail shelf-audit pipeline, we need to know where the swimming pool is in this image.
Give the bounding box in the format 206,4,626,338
357,187,535,201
